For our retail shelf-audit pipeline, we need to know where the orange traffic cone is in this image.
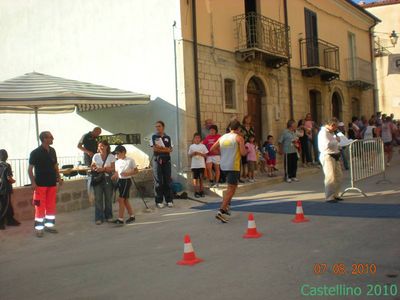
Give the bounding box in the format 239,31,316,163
243,213,262,238
292,201,309,223
177,234,203,266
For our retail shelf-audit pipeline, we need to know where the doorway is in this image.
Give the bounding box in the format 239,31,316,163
332,92,343,120
247,76,265,143
309,90,322,125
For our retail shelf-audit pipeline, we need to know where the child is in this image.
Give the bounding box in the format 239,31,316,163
263,135,277,177
203,125,221,187
111,145,138,225
188,133,208,198
245,135,257,182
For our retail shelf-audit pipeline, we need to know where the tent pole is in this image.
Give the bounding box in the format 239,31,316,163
34,107,40,146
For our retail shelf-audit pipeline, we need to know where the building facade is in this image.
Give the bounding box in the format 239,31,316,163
178,0,378,146
0,0,378,176
362,0,400,118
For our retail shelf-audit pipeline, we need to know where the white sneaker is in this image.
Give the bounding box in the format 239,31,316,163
249,179,255,183
286,178,292,183
292,178,299,182
156,203,165,208
167,202,174,208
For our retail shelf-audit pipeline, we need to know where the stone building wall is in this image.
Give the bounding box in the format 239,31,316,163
181,42,374,147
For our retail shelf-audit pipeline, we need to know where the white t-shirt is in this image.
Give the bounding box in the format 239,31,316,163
318,126,339,156
188,143,208,169
381,122,393,143
115,157,137,179
92,153,116,168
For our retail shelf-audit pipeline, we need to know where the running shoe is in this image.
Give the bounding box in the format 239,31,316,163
167,202,174,208
156,203,165,208
291,178,299,182
220,208,231,216
215,212,228,223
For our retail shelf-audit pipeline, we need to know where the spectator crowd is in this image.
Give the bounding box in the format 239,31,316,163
1,111,399,233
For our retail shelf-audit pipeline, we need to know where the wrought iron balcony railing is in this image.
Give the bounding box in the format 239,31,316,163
346,57,373,89
300,38,340,80
233,12,290,67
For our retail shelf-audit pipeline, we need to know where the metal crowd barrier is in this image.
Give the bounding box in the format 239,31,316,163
341,138,389,197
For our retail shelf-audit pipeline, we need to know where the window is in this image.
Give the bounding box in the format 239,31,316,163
224,79,236,110
304,8,318,67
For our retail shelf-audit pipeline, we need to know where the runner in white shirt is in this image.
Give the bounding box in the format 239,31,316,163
111,145,138,225
188,133,208,198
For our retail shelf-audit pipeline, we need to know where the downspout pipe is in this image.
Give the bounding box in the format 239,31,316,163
369,21,379,114
283,0,294,119
192,0,202,133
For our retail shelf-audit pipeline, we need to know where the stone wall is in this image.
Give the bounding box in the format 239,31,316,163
181,42,374,147
11,169,154,221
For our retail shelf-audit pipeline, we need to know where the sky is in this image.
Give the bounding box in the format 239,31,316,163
352,0,380,3
353,0,379,3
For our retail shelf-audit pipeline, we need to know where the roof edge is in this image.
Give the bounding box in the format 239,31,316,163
345,0,381,23
359,0,400,8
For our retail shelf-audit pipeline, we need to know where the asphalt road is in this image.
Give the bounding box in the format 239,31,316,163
1,159,399,300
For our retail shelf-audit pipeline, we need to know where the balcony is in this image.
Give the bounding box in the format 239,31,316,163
300,38,340,81
346,57,374,90
233,12,291,69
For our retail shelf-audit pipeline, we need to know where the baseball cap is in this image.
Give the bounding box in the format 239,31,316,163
114,145,126,154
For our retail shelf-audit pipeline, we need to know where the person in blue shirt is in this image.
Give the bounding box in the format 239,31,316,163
150,121,174,208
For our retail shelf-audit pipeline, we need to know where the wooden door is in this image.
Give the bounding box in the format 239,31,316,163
247,92,262,143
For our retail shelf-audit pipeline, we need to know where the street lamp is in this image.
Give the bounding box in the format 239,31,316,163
389,30,398,47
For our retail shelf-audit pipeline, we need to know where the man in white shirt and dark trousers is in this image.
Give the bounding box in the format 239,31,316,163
318,118,343,203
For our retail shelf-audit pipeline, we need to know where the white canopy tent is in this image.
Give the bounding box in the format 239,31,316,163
0,72,150,145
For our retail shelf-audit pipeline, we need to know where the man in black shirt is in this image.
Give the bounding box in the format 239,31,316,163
150,121,173,208
77,127,102,166
28,131,61,237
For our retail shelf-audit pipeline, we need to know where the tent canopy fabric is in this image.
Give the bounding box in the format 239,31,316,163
0,72,150,113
